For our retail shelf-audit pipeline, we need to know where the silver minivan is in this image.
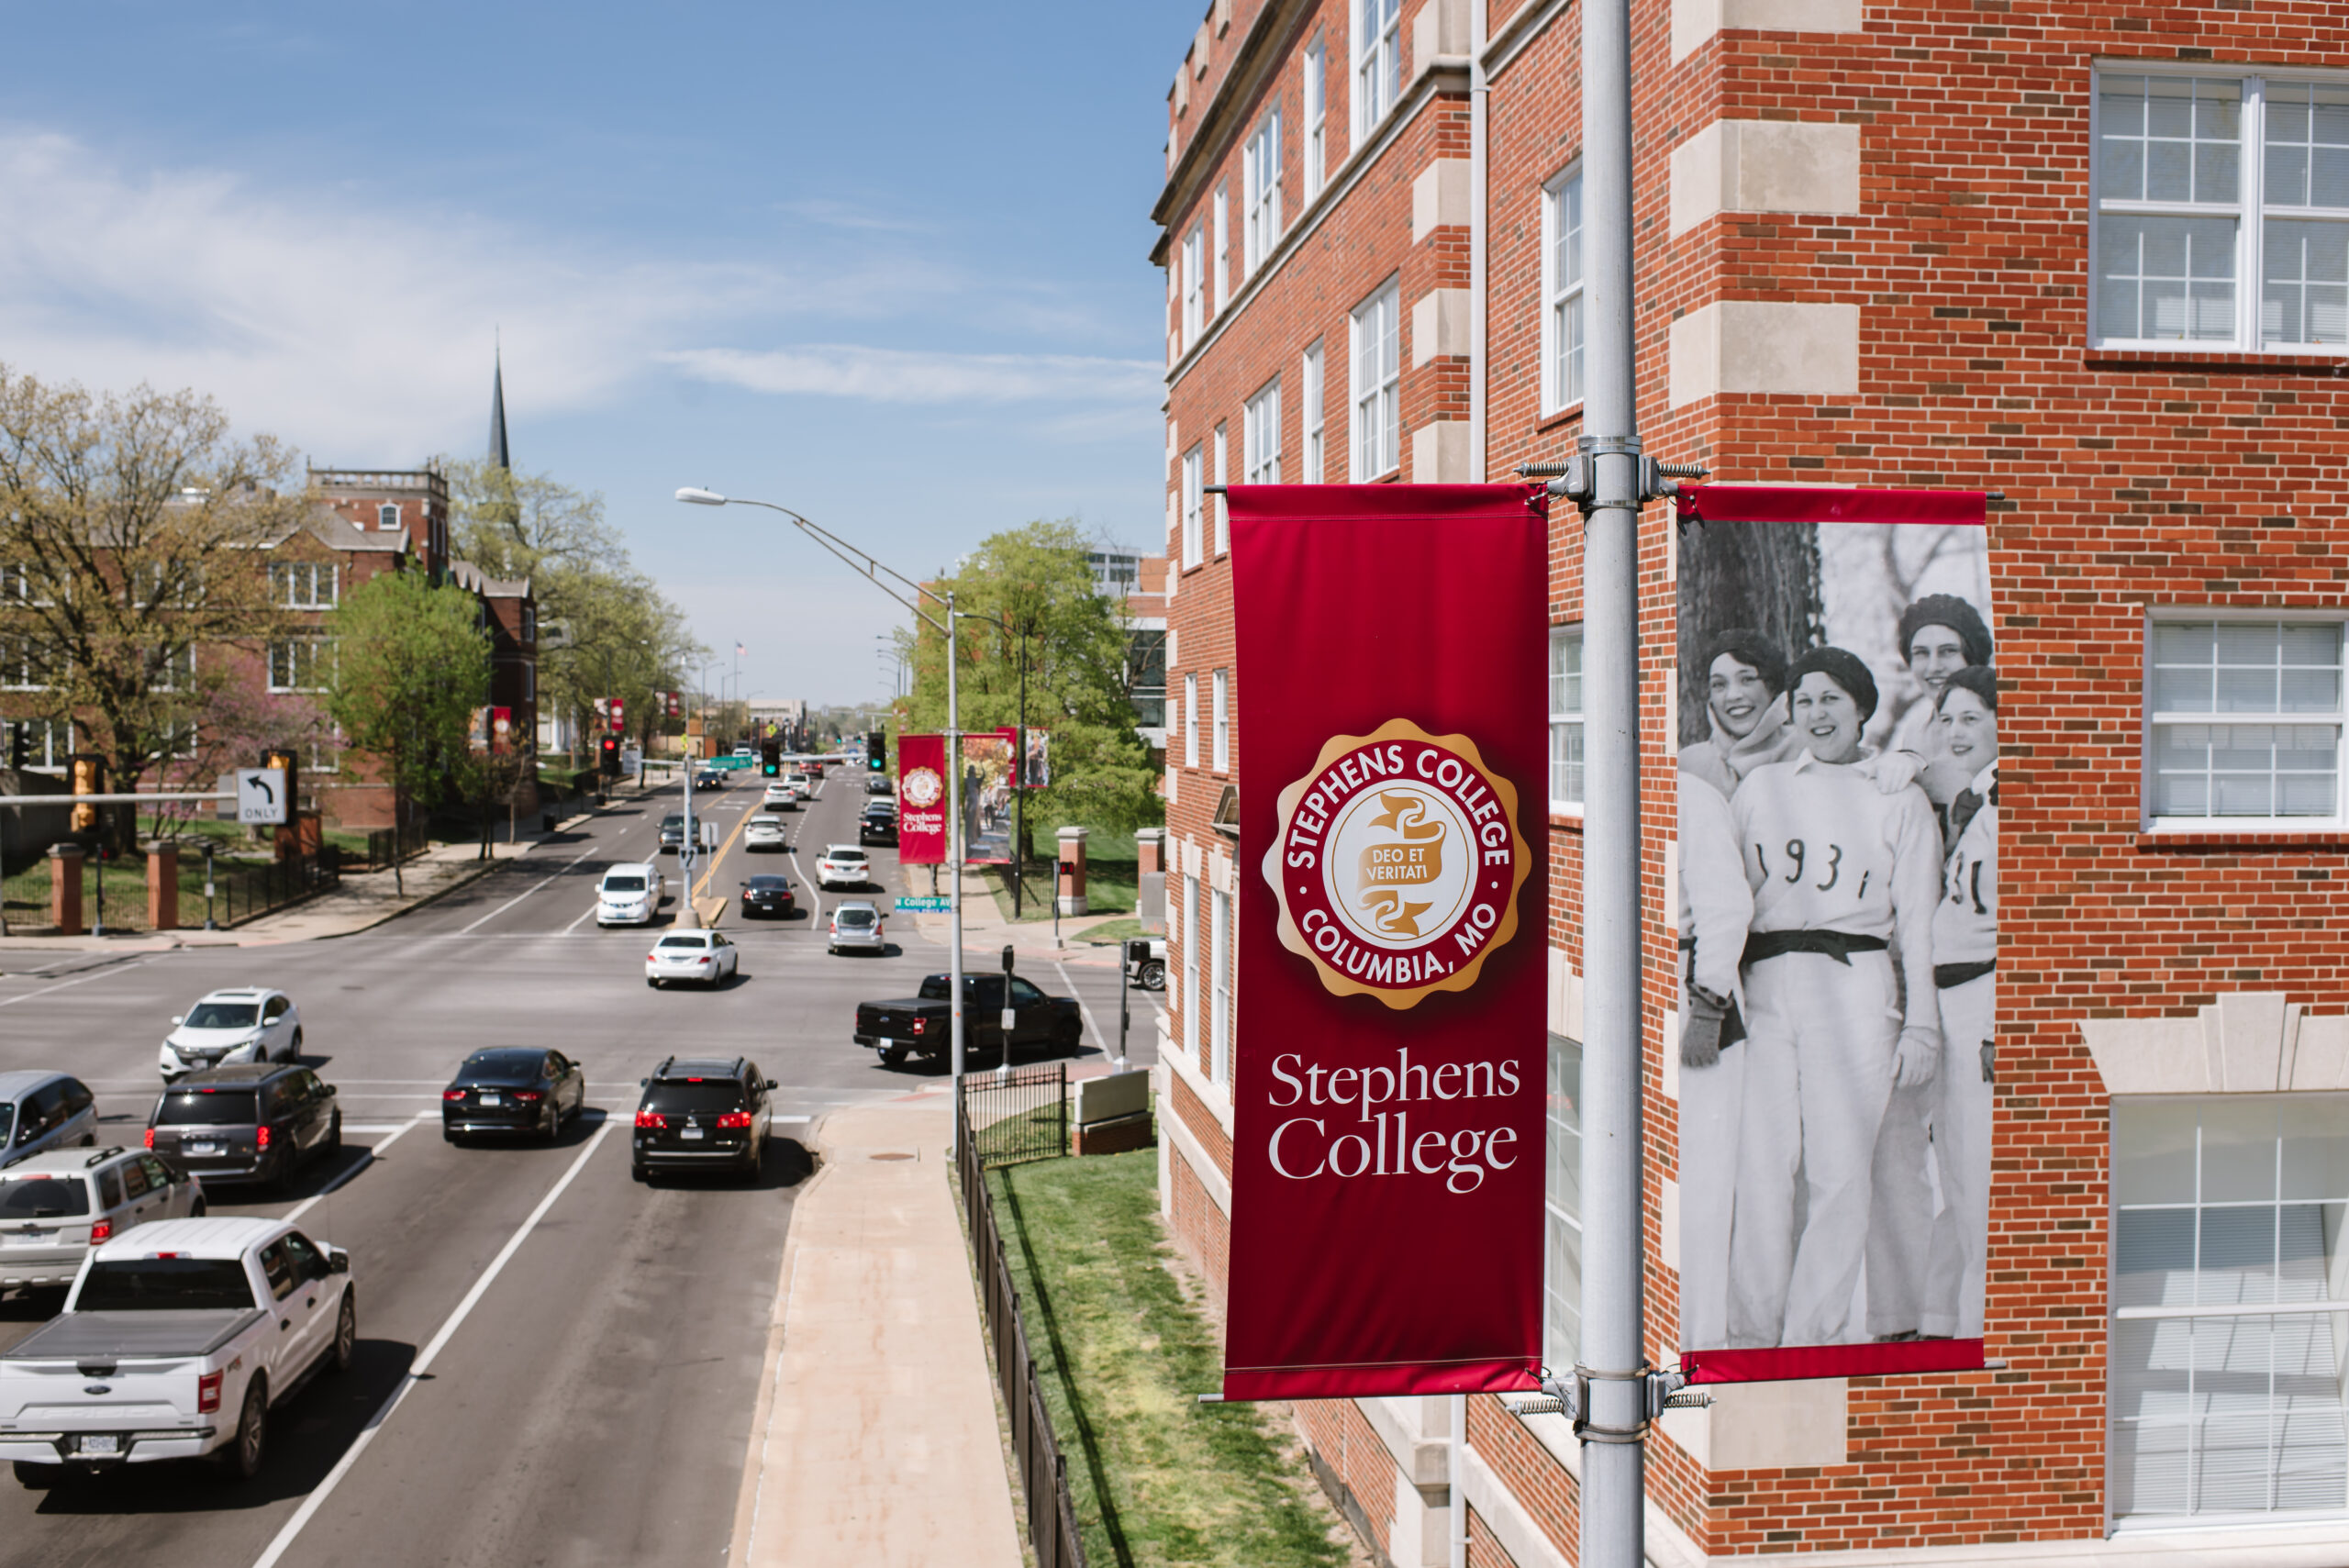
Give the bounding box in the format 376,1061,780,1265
0,1148,205,1293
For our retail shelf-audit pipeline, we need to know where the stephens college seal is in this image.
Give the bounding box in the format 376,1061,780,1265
1263,718,1532,1008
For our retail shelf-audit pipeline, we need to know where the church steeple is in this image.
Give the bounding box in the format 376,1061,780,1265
488,342,511,472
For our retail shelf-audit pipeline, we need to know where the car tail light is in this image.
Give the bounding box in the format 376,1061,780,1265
912,1018,926,1034
197,1370,223,1415
647,953,658,962
443,1089,466,1102
256,1125,271,1151
514,1090,541,1103
90,1219,112,1243
716,1110,753,1129
696,955,711,964
635,1109,667,1129
143,1129,155,1149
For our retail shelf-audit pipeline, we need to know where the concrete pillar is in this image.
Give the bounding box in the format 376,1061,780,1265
1134,828,1167,933
48,844,83,936
146,842,179,931
1056,827,1089,917
1135,827,1164,876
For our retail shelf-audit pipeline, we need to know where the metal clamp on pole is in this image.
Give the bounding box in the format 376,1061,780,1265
1519,444,1708,514
1509,1365,1710,1444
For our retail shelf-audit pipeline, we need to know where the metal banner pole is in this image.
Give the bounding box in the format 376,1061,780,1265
947,593,966,1159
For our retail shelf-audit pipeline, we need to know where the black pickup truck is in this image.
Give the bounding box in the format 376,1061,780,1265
854,973,1084,1066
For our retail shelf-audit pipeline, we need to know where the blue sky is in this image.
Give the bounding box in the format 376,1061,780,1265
0,2,1181,706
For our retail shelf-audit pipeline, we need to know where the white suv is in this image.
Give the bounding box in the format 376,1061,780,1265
815,846,871,891
160,990,301,1082
596,863,665,926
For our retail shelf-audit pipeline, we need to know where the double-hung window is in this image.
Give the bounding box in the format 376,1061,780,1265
1185,673,1200,768
1303,42,1328,201
1210,888,1233,1086
1243,108,1283,273
271,562,339,610
1546,1035,1585,1373
1353,0,1401,147
149,644,195,694
1543,168,1587,412
1213,184,1230,315
1551,626,1586,812
1181,446,1205,569
1350,281,1401,480
1183,874,1202,1061
376,503,400,530
2146,617,2344,828
1244,380,1282,485
1302,340,1326,480
2095,72,2349,350
0,638,48,691
1183,224,1208,348
268,638,328,694
2110,1095,2349,1522
1213,423,1230,555
1212,669,1230,773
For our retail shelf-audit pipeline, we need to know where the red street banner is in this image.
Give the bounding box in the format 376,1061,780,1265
896,734,948,865
1222,484,1550,1401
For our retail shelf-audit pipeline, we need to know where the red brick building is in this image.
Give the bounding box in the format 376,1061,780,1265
1151,2,2349,1564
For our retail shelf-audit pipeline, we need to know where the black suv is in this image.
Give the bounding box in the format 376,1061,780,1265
146,1062,340,1188
631,1056,778,1183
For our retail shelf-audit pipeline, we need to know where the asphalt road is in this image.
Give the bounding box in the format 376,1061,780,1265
0,759,1152,1567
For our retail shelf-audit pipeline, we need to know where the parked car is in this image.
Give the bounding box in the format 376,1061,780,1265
441,1049,585,1142
0,1217,354,1485
145,1064,340,1189
159,988,303,1081
1124,938,1167,992
0,1148,205,1296
630,1055,779,1183
853,973,1083,1066
659,813,685,851
739,874,796,919
828,901,885,955
644,929,740,988
0,1073,98,1169
815,846,871,890
760,784,797,812
596,863,665,927
744,814,789,851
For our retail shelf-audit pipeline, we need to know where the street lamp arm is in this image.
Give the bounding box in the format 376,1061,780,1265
675,490,949,639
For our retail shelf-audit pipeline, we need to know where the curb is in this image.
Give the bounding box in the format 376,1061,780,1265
727,1111,837,1568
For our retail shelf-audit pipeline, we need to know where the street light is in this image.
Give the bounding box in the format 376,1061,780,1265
677,485,975,1155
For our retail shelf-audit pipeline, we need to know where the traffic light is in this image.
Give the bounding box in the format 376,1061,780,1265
599,735,621,776
867,730,886,772
761,738,781,777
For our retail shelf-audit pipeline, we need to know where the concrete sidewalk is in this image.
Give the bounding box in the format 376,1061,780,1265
731,1088,1021,1568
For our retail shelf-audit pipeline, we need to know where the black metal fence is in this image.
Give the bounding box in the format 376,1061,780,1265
957,1069,1086,1568
203,851,340,927
358,821,429,871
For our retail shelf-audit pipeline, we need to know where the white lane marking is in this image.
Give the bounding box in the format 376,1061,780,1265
785,848,823,929
454,836,620,935
248,1118,617,1568
562,902,598,935
1054,960,1110,1052
284,1114,429,1222
0,956,159,1009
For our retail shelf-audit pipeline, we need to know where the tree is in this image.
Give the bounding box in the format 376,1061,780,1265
322,568,490,892
903,521,1161,855
0,366,304,843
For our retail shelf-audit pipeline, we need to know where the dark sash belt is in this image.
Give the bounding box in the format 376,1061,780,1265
1935,959,1996,990
1742,929,1887,967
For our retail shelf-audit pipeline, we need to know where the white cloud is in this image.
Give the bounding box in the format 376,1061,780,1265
662,344,1161,407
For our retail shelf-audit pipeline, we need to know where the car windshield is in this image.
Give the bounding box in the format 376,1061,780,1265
657,935,708,950
78,1258,255,1311
602,874,647,894
184,1002,260,1029
829,851,867,862
747,876,789,890
644,1082,745,1115
458,1051,545,1085
837,908,876,928
155,1090,259,1127
0,1106,15,1145
662,816,684,828
0,1176,90,1218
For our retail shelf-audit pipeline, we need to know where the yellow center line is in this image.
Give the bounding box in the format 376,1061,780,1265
691,794,758,919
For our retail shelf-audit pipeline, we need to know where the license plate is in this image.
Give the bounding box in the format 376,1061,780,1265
187,1142,218,1156
479,1094,501,1106
682,1128,706,1140
78,1434,118,1455
8,1229,47,1243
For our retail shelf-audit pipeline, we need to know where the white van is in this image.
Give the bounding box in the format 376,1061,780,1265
596,863,665,927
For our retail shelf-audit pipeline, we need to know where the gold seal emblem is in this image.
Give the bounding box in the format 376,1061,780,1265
1261,718,1531,1009
900,766,944,808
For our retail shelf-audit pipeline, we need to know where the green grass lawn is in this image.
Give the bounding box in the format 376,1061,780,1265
986,1151,1353,1568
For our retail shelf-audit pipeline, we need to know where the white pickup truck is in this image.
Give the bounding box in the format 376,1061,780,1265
0,1216,354,1486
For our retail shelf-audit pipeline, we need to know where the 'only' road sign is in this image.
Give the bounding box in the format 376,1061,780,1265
235,768,289,826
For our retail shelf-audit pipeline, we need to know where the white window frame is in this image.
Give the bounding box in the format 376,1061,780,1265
1243,107,1283,274
1183,873,1202,1062
1181,446,1205,570
1212,423,1230,554
271,561,339,610
1352,0,1401,148
1302,339,1326,480
1210,887,1233,1086
268,637,328,694
3,717,69,771
1545,1033,1584,1376
1350,280,1401,481
1551,625,1586,813
2092,65,2349,352
1213,183,1230,316
1212,668,1230,773
376,503,400,530
149,643,195,694
1183,223,1208,348
1185,673,1200,768
1244,379,1283,485
2143,609,2348,830
1542,166,1587,415
1303,40,1328,201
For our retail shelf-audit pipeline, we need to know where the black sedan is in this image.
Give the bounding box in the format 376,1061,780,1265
739,874,797,918
442,1049,587,1142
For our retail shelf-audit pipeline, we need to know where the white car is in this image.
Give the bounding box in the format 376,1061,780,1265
0,1217,352,1484
761,783,798,811
159,990,301,1083
785,772,814,800
743,814,788,851
828,901,885,955
644,929,740,989
596,862,665,926
816,846,871,890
